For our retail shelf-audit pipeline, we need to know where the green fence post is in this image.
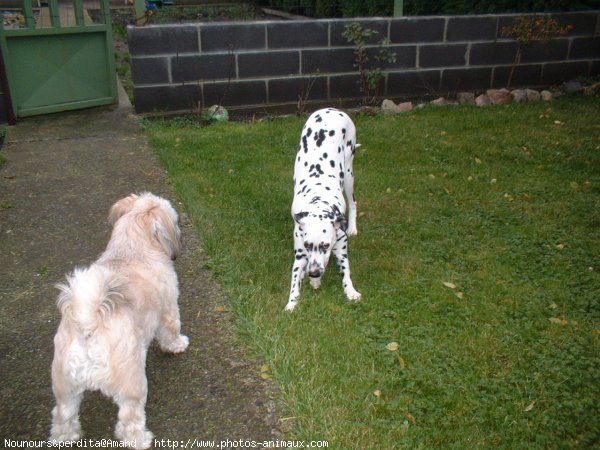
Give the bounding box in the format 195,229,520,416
22,1,35,28
47,0,61,27
73,0,85,27
394,0,404,17
134,0,146,25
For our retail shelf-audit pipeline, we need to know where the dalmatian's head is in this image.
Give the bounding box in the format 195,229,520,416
294,208,347,278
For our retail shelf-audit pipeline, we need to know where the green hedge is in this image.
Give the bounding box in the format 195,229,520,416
257,0,599,17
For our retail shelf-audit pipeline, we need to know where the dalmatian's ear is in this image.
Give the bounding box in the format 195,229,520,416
334,212,348,231
294,211,309,228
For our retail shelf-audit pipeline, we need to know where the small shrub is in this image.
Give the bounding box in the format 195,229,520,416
342,23,396,105
502,16,573,88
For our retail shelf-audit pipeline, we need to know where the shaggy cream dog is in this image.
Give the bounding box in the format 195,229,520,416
50,193,189,449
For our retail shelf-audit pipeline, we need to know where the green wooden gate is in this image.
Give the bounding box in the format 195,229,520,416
0,0,117,118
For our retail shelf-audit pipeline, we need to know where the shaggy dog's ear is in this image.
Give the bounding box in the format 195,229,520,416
150,206,181,260
108,194,139,225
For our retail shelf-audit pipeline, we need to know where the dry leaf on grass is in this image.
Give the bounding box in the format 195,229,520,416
386,342,399,351
398,355,406,370
524,400,537,412
443,281,457,289
548,317,569,325
259,364,272,380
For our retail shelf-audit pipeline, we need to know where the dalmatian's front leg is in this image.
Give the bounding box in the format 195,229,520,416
333,231,361,301
286,226,308,312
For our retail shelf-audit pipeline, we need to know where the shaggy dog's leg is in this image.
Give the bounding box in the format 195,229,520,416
114,370,153,449
50,388,83,442
157,292,189,353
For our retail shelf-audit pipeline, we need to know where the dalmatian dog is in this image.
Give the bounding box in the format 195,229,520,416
285,108,361,312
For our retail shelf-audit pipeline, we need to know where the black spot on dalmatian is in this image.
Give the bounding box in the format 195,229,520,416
329,130,335,137
315,115,323,123
309,164,325,178
339,171,344,179
302,135,308,153
306,127,312,137
330,160,335,168
315,129,327,147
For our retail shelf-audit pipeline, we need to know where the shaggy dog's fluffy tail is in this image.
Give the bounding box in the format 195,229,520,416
55,265,128,336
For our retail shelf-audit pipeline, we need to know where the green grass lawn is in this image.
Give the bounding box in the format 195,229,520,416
146,97,599,449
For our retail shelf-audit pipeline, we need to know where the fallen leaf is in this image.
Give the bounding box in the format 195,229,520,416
260,364,270,373
405,411,417,424
549,303,558,309
374,389,382,398
524,400,537,412
475,157,482,164
260,372,272,380
455,291,464,299
215,305,227,313
398,354,406,370
555,243,565,250
443,282,457,289
386,342,400,352
548,317,569,325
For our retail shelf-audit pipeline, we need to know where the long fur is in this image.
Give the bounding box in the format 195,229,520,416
50,192,188,449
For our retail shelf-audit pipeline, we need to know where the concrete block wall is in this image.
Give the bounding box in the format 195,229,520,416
128,11,600,114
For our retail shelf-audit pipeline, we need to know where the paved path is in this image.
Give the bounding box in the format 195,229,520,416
0,86,282,447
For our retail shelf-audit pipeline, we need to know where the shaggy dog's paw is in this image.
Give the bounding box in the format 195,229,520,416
50,409,82,443
163,334,189,353
116,422,154,449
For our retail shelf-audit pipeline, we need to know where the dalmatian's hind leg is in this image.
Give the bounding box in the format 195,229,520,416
344,145,358,236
